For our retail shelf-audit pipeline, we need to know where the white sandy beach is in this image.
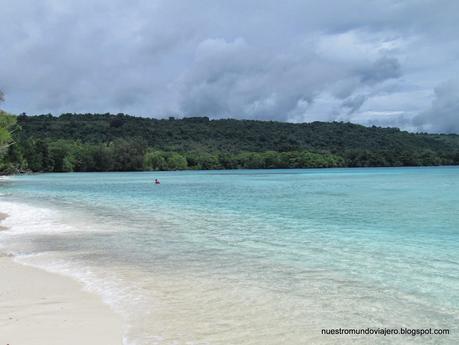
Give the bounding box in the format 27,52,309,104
0,213,123,345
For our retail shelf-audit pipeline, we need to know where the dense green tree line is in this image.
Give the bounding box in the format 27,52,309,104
1,113,459,173
3,138,346,172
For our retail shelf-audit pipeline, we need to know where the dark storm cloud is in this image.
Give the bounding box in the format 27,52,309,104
342,95,368,115
177,36,402,120
1,0,458,132
413,80,459,133
359,57,401,84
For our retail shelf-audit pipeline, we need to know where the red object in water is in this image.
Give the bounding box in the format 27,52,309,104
154,179,160,184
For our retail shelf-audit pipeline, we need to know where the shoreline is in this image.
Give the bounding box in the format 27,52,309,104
0,213,124,345
2,165,458,178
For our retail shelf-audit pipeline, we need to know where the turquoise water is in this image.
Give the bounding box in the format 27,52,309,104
0,167,458,344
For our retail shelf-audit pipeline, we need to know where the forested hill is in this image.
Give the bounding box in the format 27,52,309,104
2,113,459,173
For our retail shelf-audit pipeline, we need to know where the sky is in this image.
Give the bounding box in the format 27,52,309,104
1,0,458,133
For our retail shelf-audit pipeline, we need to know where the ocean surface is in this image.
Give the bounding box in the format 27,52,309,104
0,167,458,344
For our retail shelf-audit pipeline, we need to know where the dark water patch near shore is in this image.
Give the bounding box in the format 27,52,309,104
0,212,8,231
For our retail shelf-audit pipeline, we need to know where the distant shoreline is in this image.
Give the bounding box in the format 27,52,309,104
2,164,459,176
1,162,459,178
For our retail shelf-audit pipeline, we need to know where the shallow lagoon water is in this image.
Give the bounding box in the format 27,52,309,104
0,167,458,344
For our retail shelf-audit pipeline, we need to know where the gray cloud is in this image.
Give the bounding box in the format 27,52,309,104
359,57,401,84
0,0,458,132
342,95,368,115
178,34,403,121
413,79,459,133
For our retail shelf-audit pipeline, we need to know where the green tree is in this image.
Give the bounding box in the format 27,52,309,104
48,140,78,172
166,152,188,170
112,139,146,171
144,150,167,170
0,91,18,173
0,110,16,152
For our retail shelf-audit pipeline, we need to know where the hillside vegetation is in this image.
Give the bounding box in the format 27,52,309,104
1,113,459,173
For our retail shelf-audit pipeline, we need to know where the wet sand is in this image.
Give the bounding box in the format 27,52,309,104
0,213,123,345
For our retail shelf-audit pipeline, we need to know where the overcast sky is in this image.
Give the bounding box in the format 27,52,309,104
1,0,458,132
